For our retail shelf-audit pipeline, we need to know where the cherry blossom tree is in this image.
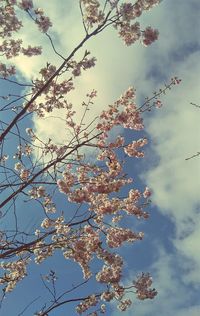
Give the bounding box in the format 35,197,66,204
0,0,180,315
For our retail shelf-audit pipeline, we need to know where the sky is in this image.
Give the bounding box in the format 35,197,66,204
0,0,200,315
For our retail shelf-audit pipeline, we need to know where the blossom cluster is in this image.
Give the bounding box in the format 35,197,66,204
18,0,52,32
0,63,16,78
142,26,159,46
34,10,52,33
19,169,29,181
119,0,160,21
34,216,70,264
0,39,22,59
81,0,104,27
33,241,54,264
0,4,22,37
97,87,144,132
18,0,33,11
70,55,97,77
80,0,160,48
117,299,132,312
114,0,160,46
124,138,148,157
0,259,30,293
28,186,46,199
96,253,123,284
31,64,75,116
134,273,158,300
76,295,98,314
57,170,76,194
21,45,42,56
106,227,144,248
64,225,100,280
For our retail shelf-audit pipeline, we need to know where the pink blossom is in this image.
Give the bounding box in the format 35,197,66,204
18,0,33,10
22,45,42,56
106,227,144,248
134,273,158,300
36,15,52,33
76,295,97,314
20,169,29,181
124,138,148,157
155,99,162,108
81,0,104,27
143,187,151,198
142,27,159,46
117,299,132,311
0,63,16,77
118,22,141,46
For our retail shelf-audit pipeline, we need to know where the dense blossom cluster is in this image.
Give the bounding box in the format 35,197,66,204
0,259,30,293
33,241,54,264
21,45,42,56
106,227,144,248
76,295,98,314
142,26,159,46
57,170,76,194
81,0,104,27
96,251,123,284
134,273,158,300
97,87,144,132
114,0,160,46
117,298,132,312
28,186,45,198
80,0,160,47
64,225,100,280
0,4,22,37
0,62,16,77
0,38,42,58
124,138,148,157
70,55,97,77
19,169,29,181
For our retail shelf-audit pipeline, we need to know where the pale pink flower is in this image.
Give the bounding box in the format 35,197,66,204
106,227,144,248
117,299,132,311
76,295,97,314
155,99,162,108
124,138,148,157
143,187,151,198
134,273,157,300
142,27,159,46
14,162,22,171
0,63,16,77
22,45,42,56
18,0,33,10
36,15,52,33
20,169,29,181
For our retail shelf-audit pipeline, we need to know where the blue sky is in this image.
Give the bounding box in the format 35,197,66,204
0,0,200,315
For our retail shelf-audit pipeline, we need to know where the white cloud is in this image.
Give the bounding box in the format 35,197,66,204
139,0,200,307
143,35,200,288
175,305,200,316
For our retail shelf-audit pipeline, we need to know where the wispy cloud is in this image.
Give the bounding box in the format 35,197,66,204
143,1,200,284
137,0,200,314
